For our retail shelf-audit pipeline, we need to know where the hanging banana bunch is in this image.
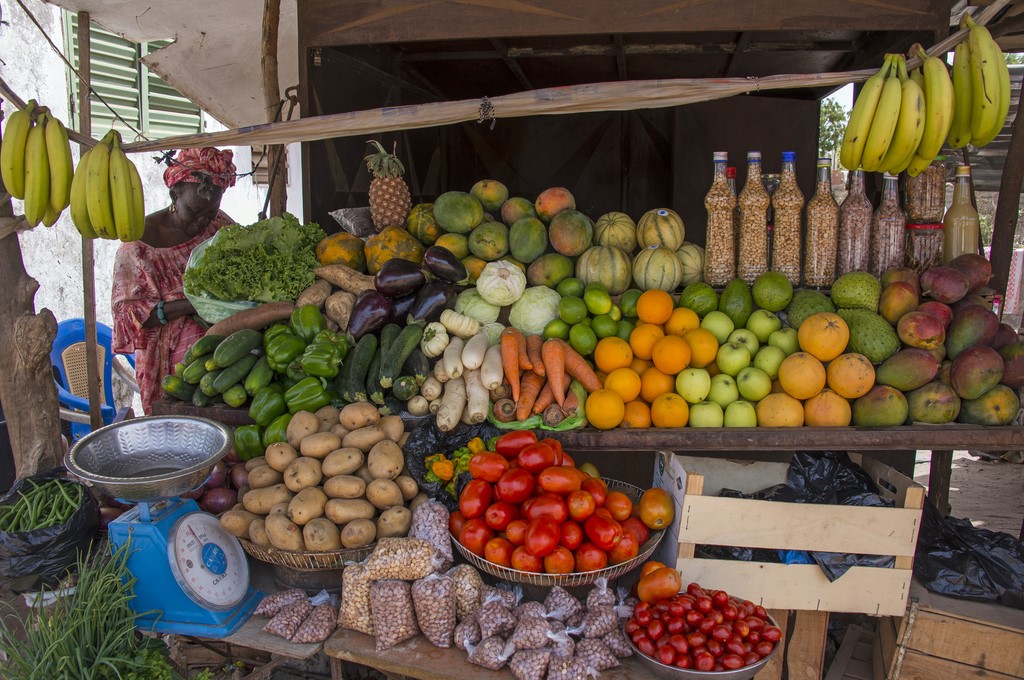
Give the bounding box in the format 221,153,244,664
0,99,75,227
947,14,1012,150
69,129,146,241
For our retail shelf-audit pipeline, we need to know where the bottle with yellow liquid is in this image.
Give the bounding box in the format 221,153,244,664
943,165,980,262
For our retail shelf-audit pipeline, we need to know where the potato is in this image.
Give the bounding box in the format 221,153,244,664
409,492,430,513
325,498,376,525
315,405,341,432
394,475,419,502
322,447,364,477
343,426,386,453
365,478,404,510
367,439,404,480
287,487,328,526
378,415,404,443
242,484,294,514
376,506,412,539
284,457,323,492
236,484,250,500
300,432,342,459
354,464,375,485
244,456,267,471
340,402,379,430
219,509,260,538
341,518,377,549
323,474,366,499
399,432,410,448
286,411,319,448
265,513,305,551
303,518,342,551
269,502,290,516
265,442,299,473
330,424,350,439
231,503,245,512
247,465,283,490
248,519,270,547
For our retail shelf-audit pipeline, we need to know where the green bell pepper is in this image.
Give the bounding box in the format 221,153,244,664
286,361,308,382
266,332,307,373
262,413,292,448
248,386,288,427
234,424,264,461
263,322,292,348
284,376,330,414
300,341,343,379
290,305,327,343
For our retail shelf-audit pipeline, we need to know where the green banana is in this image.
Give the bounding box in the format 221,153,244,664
45,115,73,213
22,113,51,227
0,100,35,200
69,148,97,238
947,40,973,149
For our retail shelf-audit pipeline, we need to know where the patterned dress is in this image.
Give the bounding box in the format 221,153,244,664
111,212,233,413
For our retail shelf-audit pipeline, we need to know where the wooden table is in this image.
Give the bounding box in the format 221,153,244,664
176,616,323,680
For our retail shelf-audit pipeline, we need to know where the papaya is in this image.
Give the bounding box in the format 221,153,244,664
527,253,574,288
468,221,510,261
509,217,548,263
433,191,484,234
548,209,593,257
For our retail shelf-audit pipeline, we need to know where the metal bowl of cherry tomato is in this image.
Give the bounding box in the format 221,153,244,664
623,585,782,679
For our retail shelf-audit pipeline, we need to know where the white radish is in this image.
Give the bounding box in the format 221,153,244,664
461,332,489,371
480,343,504,391
433,357,450,383
442,336,465,380
464,370,489,424
420,375,443,401
406,395,430,416
435,376,466,432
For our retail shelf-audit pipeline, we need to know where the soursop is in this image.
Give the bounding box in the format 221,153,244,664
830,272,881,311
785,289,835,329
836,308,900,364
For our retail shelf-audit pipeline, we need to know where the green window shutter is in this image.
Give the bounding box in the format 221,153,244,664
142,41,202,138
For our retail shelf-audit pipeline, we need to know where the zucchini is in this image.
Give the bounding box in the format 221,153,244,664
182,357,211,385
376,324,400,391
380,393,404,417
161,375,195,401
189,334,225,361
212,353,259,394
341,334,377,403
367,350,384,405
212,329,262,368
205,357,220,372
402,348,430,386
199,369,225,397
380,325,424,389
391,375,418,402
192,386,214,407
222,384,248,408
243,355,274,396
173,362,188,378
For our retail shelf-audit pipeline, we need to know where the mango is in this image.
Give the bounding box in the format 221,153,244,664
945,305,1000,359
920,267,969,304
938,360,953,387
997,341,1024,388
896,311,945,350
906,381,961,424
926,344,946,364
881,267,921,297
952,293,992,315
878,282,919,326
958,385,1020,426
535,187,576,223
470,179,509,214
990,323,1019,351
950,345,1004,400
948,253,993,293
501,196,538,227
916,300,953,329
875,348,939,392
852,385,909,427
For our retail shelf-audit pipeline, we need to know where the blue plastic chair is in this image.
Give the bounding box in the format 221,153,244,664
51,319,137,441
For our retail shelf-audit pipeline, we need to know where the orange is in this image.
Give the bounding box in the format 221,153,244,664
683,328,718,368
594,337,634,373
664,307,700,337
651,335,691,375
604,367,642,402
804,388,853,426
706,360,721,377
826,352,876,399
755,393,805,427
629,323,665,360
650,392,689,428
585,389,625,430
798,312,851,362
630,356,653,375
778,352,827,400
636,290,674,325
621,400,652,428
640,366,675,403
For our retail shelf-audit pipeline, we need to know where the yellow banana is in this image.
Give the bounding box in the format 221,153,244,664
973,43,1011,147
86,134,115,237
45,116,73,213
966,16,1002,144
126,155,146,241
916,46,955,160
880,58,926,174
69,148,98,239
840,56,892,171
108,134,134,242
905,154,934,178
948,41,973,149
0,100,35,200
41,204,60,228
861,55,904,172
910,66,925,92
22,114,51,227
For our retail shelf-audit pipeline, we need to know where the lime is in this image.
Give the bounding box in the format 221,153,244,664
556,277,585,298
569,323,598,357
615,319,635,341
577,317,593,328
543,318,570,340
678,282,719,318
584,282,612,316
751,271,794,312
558,296,588,325
608,305,622,322
619,289,642,318
591,314,619,339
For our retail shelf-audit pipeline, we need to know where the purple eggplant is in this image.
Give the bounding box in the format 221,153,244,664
422,246,468,283
349,291,395,340
407,280,456,324
374,258,427,297
391,292,417,320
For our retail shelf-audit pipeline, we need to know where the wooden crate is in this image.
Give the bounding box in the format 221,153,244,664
873,580,1024,679
657,452,925,617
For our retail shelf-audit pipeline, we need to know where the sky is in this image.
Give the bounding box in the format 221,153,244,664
828,83,854,111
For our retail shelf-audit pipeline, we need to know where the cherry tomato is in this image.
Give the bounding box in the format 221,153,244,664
674,655,692,669
762,626,782,643
468,452,509,483
647,619,665,641
604,491,634,521
699,617,716,634
635,636,656,657
687,631,707,648
517,442,557,474
542,546,575,574
524,518,560,557
695,595,713,613
524,493,568,523
494,430,537,460
710,589,727,608
694,651,715,671
566,490,596,523
668,601,684,617
667,634,688,655
712,624,732,642
539,438,564,465
608,528,639,565
722,653,744,670
685,611,704,628
636,609,653,627
494,468,535,504
448,510,467,537
505,519,528,546
640,560,666,577
458,518,494,557
483,501,520,531
621,516,650,546
510,545,543,572
733,619,750,638
745,616,765,632
537,466,583,496
678,595,696,612
755,641,774,658
726,639,746,657
722,604,739,621
655,645,675,666
625,618,640,635
745,652,761,666
581,477,608,507
666,618,685,635
755,606,769,620
706,639,723,658
584,513,623,551
458,479,492,519
574,542,609,572
748,631,761,644
709,610,725,625
687,582,707,598
559,521,583,550
483,536,513,567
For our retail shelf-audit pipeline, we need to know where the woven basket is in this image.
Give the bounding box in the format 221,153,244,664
238,538,374,571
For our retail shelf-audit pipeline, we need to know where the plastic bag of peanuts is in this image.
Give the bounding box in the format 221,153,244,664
548,621,575,660
466,635,512,671
614,585,638,619
292,602,338,643
481,583,521,609
408,500,453,569
454,616,482,651
253,589,306,617
446,564,483,622
545,655,591,680
477,588,518,639
585,577,615,609
364,538,443,581
513,601,549,621
601,627,634,658
264,599,313,640
543,587,582,622
338,563,374,636
575,638,620,671
411,572,457,648
501,616,566,655
370,580,420,651
509,648,552,680
570,605,618,638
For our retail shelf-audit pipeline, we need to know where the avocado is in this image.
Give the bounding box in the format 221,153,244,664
718,278,753,328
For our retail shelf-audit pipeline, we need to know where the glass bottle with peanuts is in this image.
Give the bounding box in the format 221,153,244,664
703,151,737,287
869,173,907,278
803,157,839,288
771,151,804,285
738,152,770,284
943,165,980,262
837,170,872,275
727,166,739,247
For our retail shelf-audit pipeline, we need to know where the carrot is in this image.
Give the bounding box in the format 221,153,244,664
532,380,555,415
501,328,521,402
542,339,567,408
517,372,545,421
526,334,545,376
515,330,532,371
562,388,579,415
562,343,603,393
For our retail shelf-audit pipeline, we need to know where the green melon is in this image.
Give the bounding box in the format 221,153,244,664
637,208,686,251
527,253,575,288
677,242,705,285
594,212,637,254
576,246,632,295
548,209,593,257
509,216,548,263
433,191,484,234
468,221,510,261
632,245,684,292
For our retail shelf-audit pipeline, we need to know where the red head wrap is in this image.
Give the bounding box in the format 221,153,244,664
163,147,237,189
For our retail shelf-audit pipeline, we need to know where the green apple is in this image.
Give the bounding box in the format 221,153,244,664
746,309,783,343
753,345,787,380
728,328,760,359
708,373,740,408
578,462,601,478
676,367,712,404
768,327,800,356
736,366,772,402
700,311,735,345
689,400,725,428
724,400,758,427
716,341,751,377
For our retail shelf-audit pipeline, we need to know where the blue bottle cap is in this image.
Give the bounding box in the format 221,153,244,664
782,151,796,162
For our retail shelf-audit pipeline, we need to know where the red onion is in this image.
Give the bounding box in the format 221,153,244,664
104,495,131,509
179,484,206,500
223,448,241,464
199,487,237,514
207,461,228,488
229,464,250,490
99,506,126,530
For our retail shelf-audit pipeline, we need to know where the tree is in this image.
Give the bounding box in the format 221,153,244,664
819,98,850,166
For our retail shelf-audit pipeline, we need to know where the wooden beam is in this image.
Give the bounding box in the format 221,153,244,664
724,32,751,76
262,0,287,218
991,82,1024,299
489,38,533,91
79,12,102,432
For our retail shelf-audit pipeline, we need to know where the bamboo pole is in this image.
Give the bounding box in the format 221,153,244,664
262,0,287,217
990,91,1024,308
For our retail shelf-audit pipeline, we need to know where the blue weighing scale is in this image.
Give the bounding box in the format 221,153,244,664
108,497,260,637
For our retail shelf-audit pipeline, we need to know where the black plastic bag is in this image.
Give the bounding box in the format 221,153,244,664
914,501,1024,609
405,421,501,513
0,468,99,586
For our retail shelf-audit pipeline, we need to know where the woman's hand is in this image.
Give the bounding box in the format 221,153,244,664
143,299,196,329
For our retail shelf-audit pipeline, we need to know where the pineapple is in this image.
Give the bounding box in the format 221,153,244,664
364,140,411,231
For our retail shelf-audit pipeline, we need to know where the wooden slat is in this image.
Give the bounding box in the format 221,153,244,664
785,611,829,680
755,609,788,680
897,650,1022,679
824,623,867,680
216,616,322,660
910,581,1024,634
877,615,900,679
904,611,1024,676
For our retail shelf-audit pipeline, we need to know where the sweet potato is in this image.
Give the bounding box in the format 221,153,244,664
206,301,295,336
324,291,356,332
296,279,332,308
314,265,375,295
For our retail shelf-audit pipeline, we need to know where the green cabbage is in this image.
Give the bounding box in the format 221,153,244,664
477,260,527,306
508,286,561,335
455,289,500,324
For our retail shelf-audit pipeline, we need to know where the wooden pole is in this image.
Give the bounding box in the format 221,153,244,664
78,12,102,432
262,0,287,217
990,92,1024,300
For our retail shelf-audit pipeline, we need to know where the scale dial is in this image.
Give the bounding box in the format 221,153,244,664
168,512,250,611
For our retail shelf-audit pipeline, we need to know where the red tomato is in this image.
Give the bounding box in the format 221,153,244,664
458,479,492,519
523,493,568,523
505,519,528,546
559,451,575,467
604,491,634,522
687,631,707,648
543,546,575,574
559,521,583,550
621,517,650,546
655,645,675,666
706,639,723,658
594,508,614,521
721,654,744,670
646,619,665,641
539,438,564,465
762,626,782,643
584,513,623,551
517,442,557,474
537,466,583,495
483,536,514,567
448,510,467,537
608,527,639,565
494,468,535,504
667,634,688,655
495,430,537,460
635,635,655,657
521,497,536,515
711,590,729,609
694,651,715,671
574,542,608,572
636,608,652,627
755,641,774,658
581,477,607,506
468,452,509,483
524,519,560,557
458,518,494,557
483,501,520,531
566,490,596,522
510,545,543,572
